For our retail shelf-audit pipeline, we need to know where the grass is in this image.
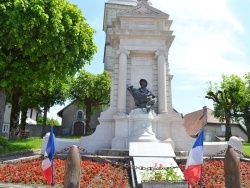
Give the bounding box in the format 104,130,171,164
1,137,250,156
243,142,250,156
0,136,81,155
0,137,42,154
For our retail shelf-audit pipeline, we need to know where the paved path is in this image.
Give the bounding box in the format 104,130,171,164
0,150,42,162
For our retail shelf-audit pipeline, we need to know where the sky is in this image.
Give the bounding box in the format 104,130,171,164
47,0,250,122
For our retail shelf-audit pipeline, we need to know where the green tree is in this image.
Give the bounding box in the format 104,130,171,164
69,70,111,131
0,0,97,138
37,116,60,126
230,73,250,141
19,89,39,132
243,73,250,141
33,77,70,137
19,75,69,136
206,74,245,141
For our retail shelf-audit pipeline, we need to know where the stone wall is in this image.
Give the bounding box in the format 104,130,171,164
25,124,62,137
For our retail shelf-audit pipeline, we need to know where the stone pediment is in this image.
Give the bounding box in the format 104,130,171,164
107,0,138,6
117,2,169,18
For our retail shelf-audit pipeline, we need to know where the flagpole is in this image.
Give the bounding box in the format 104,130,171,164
51,156,54,186
200,129,204,188
200,164,202,188
51,125,54,187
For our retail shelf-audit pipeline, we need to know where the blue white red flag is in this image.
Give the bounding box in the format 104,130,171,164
185,129,204,184
41,126,55,185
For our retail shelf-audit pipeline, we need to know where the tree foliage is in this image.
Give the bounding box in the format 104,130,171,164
233,73,250,141
206,74,250,141
21,75,70,136
69,70,111,131
37,116,60,126
0,0,97,138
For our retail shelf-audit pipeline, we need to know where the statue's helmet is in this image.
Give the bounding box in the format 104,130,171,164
139,79,147,86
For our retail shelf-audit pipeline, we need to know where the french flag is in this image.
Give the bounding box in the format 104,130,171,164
41,126,55,185
185,129,204,185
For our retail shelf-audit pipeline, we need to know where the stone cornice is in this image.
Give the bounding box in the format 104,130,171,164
117,1,168,18
116,49,130,58
155,51,168,58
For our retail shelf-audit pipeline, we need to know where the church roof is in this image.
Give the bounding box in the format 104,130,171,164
183,107,247,140
183,106,238,136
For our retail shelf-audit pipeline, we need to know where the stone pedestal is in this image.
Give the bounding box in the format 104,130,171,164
112,108,159,149
126,109,158,147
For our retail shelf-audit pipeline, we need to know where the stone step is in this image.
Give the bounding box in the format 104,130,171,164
98,149,129,157
175,151,189,157
82,154,130,164
52,153,130,164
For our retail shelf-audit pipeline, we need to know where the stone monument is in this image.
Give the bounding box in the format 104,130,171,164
77,0,194,152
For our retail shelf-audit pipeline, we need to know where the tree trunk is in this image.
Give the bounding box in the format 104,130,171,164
85,101,92,134
42,106,48,138
0,89,8,137
9,88,23,139
225,112,232,141
245,118,250,142
20,107,28,131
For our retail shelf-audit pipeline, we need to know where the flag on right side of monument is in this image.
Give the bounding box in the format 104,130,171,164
185,129,204,185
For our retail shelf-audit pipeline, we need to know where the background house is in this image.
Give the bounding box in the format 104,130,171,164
57,102,100,136
183,106,248,142
2,104,41,137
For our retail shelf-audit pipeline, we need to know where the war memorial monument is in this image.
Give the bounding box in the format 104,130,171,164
42,0,241,158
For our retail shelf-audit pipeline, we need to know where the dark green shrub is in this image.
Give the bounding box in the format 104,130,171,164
0,136,9,147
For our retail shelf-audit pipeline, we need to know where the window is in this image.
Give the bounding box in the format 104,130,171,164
30,109,33,118
76,110,84,119
221,125,226,132
205,133,211,141
2,124,9,133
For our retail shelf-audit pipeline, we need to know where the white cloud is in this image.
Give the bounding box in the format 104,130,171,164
152,0,249,88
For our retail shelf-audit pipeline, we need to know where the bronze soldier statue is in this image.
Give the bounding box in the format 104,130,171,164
127,79,156,112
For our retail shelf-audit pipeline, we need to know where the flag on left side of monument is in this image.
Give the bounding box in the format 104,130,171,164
185,129,204,185
41,126,55,185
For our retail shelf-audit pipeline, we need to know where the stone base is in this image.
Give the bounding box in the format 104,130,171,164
142,181,188,188
112,137,127,149
112,108,159,149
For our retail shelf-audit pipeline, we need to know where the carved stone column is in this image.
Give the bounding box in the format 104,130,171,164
109,73,115,108
155,51,167,114
117,49,130,114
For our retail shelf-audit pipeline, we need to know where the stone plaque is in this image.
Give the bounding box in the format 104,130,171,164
133,157,184,184
129,142,175,157
130,57,152,90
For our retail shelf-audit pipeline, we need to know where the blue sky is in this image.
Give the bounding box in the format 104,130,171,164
48,0,250,122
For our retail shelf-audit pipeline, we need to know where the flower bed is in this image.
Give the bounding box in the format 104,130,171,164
0,159,130,187
1,158,250,187
179,159,250,188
